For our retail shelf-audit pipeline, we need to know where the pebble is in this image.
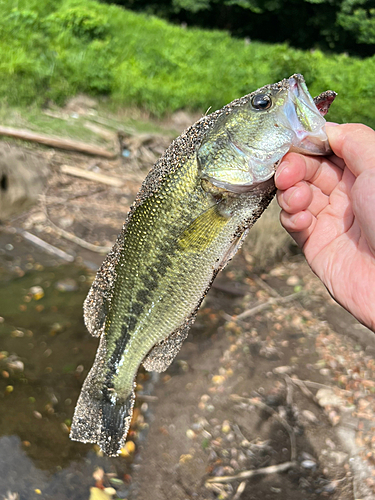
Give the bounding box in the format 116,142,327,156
316,388,344,408
119,440,135,457
221,420,231,434
55,279,78,292
273,365,293,375
179,454,193,464
286,275,300,286
301,410,319,424
186,429,196,439
301,459,317,470
212,375,225,385
319,368,331,376
7,359,24,371
29,286,44,300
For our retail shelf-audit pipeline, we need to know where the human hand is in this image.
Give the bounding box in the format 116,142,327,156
275,123,375,331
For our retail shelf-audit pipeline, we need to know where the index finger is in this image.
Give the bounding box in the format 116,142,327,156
275,152,343,195
327,123,375,177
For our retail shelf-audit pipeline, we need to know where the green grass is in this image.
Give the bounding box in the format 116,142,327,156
0,0,374,127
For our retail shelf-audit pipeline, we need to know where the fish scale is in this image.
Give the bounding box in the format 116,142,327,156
70,74,336,455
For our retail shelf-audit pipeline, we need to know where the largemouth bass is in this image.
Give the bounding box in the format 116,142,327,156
70,74,335,456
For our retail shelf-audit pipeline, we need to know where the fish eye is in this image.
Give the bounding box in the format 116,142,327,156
251,94,272,110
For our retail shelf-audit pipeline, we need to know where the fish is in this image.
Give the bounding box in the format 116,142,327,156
70,74,336,456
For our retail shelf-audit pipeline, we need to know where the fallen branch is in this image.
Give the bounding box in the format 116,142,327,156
234,291,305,321
60,165,124,187
206,461,296,484
231,395,297,461
0,125,117,158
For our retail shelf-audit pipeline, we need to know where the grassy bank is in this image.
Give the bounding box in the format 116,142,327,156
1,0,374,126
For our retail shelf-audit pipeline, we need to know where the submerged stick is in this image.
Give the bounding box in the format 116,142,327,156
206,461,296,484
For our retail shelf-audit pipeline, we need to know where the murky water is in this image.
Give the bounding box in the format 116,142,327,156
0,263,133,499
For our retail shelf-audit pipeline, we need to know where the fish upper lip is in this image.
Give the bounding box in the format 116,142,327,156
285,75,332,156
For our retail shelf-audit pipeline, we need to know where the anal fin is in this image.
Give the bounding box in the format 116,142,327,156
142,316,195,372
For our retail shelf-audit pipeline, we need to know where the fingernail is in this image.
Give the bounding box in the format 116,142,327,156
325,122,339,127
275,161,289,182
285,186,298,204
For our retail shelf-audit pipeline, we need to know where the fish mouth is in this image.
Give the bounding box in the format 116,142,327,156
284,74,332,156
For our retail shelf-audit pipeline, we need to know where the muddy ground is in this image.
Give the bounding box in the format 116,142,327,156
1,102,375,500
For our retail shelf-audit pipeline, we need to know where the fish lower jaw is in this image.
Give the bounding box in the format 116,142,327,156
207,175,275,194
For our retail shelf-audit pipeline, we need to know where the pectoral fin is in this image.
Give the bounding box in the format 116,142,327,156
178,203,229,252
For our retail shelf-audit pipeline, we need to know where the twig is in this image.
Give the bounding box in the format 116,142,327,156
60,165,124,187
206,461,296,484
136,394,158,402
231,395,297,461
234,291,304,321
290,377,352,396
14,228,75,262
212,282,247,296
232,481,247,500
83,121,116,141
47,220,111,254
40,194,112,254
251,275,281,298
44,186,107,205
0,125,117,158
285,376,294,406
286,375,319,404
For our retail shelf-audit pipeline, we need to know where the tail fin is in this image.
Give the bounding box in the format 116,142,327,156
100,391,135,456
70,337,136,456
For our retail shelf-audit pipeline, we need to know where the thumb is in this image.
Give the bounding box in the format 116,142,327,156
351,168,375,256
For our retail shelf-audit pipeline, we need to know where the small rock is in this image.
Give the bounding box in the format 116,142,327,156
286,275,300,286
55,279,78,292
273,365,293,375
301,410,319,424
186,429,196,440
29,286,44,300
319,368,331,376
230,459,239,470
328,410,341,426
212,375,225,385
221,420,231,434
316,388,344,408
301,459,317,470
179,454,193,464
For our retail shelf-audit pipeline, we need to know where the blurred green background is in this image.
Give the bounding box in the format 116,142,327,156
1,0,374,124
